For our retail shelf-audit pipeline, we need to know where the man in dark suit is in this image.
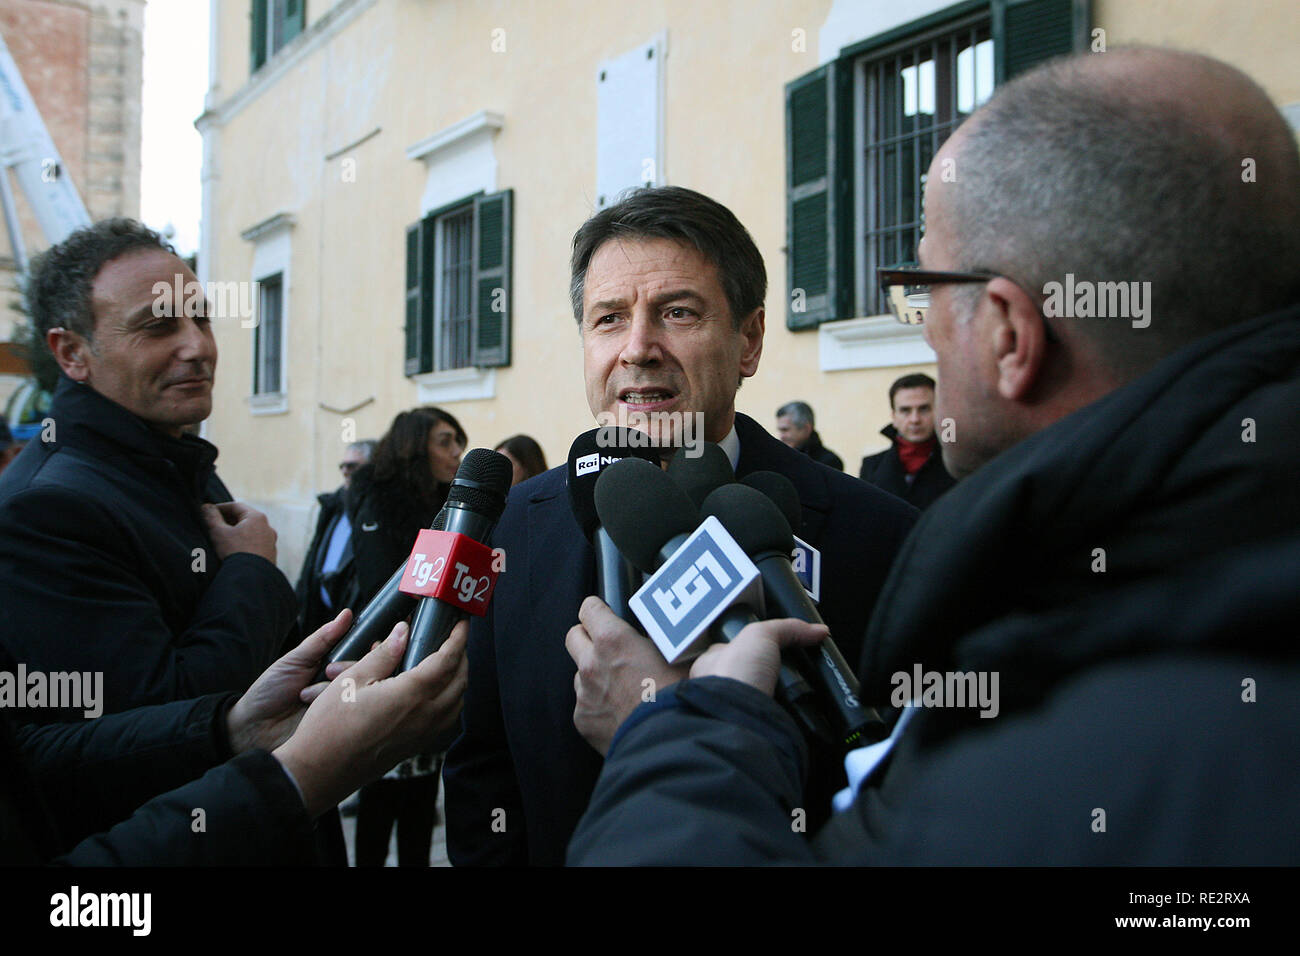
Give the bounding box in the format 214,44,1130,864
859,373,955,510
0,219,296,718
442,186,917,865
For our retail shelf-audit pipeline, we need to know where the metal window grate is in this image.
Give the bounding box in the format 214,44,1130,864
437,207,474,371
862,17,993,315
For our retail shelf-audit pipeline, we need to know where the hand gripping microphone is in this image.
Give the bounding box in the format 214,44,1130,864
323,530,434,670
663,451,837,741
401,448,513,669
700,483,887,748
327,449,511,667
566,428,665,622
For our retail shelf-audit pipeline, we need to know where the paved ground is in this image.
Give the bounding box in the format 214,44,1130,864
338,780,450,867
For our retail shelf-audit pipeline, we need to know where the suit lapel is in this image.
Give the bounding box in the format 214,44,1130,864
525,482,595,646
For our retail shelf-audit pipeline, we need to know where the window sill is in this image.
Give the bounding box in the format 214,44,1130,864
411,367,496,403
249,393,289,415
818,315,934,371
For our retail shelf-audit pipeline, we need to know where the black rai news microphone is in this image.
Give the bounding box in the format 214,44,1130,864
567,428,664,622
401,448,513,669
700,483,887,748
327,449,511,667
594,458,828,740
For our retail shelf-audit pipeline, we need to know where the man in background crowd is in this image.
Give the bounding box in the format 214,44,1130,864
296,438,375,635
775,400,843,471
859,373,955,510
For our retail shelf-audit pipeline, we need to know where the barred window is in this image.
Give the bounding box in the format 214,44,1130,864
436,207,475,371
783,0,1086,331
862,20,994,315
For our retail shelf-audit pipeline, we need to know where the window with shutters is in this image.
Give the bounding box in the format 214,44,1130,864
404,190,513,378
785,0,1089,332
250,0,306,74
862,18,994,316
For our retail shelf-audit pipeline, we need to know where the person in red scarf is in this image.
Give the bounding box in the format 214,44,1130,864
858,373,955,510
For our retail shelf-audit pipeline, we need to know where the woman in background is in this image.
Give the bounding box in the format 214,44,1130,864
346,405,466,866
494,433,547,486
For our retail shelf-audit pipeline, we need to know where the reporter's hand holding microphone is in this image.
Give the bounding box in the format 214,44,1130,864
222,606,469,819
231,447,517,818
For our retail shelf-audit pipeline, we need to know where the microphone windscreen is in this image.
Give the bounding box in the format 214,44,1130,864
567,428,666,540
666,443,734,511
741,471,802,534
700,483,796,557
446,449,513,519
594,457,698,572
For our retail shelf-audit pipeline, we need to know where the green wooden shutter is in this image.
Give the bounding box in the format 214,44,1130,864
471,189,512,367
250,0,268,73
283,0,305,46
403,222,421,376
418,215,435,373
785,60,852,330
994,0,1090,83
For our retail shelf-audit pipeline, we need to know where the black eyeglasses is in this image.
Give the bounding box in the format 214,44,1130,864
877,265,998,325
339,461,362,476
878,263,1058,342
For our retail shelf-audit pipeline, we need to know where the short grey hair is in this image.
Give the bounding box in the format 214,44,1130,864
346,440,377,460
776,401,814,427
24,218,175,345
943,47,1300,377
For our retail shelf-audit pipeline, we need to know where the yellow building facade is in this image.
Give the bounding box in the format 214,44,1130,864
199,0,1300,575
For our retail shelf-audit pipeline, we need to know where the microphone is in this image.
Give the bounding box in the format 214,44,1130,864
401,448,513,669
594,459,828,740
593,457,702,575
327,449,511,666
666,442,734,511
566,428,665,622
700,483,887,748
743,471,823,603
595,458,762,663
741,471,801,529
